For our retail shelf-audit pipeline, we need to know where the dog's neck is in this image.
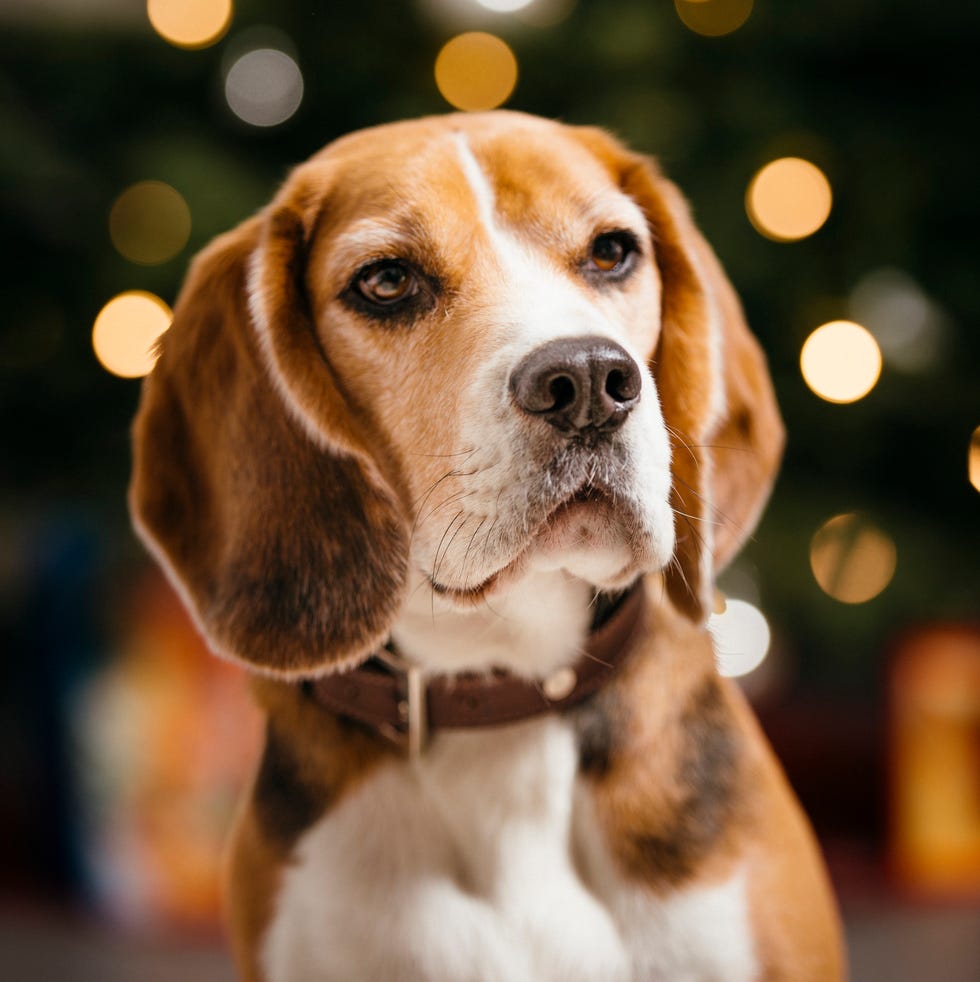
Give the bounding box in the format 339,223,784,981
390,568,597,680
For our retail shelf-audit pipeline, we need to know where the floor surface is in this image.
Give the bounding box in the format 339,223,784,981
1,902,979,980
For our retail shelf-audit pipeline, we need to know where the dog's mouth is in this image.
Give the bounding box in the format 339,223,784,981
427,482,622,603
549,483,613,515
531,482,625,551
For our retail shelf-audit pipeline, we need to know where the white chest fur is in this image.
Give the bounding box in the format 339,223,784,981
259,714,758,982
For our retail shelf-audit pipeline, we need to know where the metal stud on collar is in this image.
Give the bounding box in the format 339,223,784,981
542,666,578,701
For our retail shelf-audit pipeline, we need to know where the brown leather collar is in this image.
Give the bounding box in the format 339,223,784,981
304,578,647,757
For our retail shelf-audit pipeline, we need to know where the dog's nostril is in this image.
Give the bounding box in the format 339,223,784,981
604,358,642,410
606,368,633,403
548,374,577,411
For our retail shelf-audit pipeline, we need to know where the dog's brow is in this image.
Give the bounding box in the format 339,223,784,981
331,218,415,258
578,188,649,238
324,215,439,285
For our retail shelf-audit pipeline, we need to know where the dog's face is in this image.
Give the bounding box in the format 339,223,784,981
130,112,784,678
295,116,674,600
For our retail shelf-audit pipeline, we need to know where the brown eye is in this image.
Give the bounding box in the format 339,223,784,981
356,261,419,306
589,231,637,275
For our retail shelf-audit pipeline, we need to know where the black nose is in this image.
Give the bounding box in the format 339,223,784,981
509,336,642,434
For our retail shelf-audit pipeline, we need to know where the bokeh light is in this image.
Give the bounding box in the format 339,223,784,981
147,0,232,50
514,0,576,26
710,598,772,678
109,180,191,266
92,291,172,379
674,0,753,37
435,32,518,111
800,320,882,404
475,0,534,10
225,48,304,127
810,513,897,604
969,426,980,493
746,157,832,241
849,267,947,373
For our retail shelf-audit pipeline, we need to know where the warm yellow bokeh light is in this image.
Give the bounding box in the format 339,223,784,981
147,0,233,50
674,0,753,37
709,599,772,677
810,513,897,604
747,157,832,241
92,291,172,379
801,320,882,404
109,180,191,266
970,426,980,493
435,33,518,112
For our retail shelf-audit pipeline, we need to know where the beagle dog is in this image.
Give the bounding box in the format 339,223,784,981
129,112,844,981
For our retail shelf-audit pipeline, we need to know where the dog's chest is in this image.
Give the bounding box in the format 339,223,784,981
260,715,758,982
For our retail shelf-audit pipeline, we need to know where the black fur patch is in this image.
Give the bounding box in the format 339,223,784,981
631,678,740,883
253,724,333,850
574,694,620,778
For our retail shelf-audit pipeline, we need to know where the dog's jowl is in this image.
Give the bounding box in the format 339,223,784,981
130,112,844,981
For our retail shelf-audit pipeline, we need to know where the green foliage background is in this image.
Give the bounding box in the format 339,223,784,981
2,0,978,698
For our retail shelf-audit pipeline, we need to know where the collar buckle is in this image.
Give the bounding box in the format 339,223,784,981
376,647,428,760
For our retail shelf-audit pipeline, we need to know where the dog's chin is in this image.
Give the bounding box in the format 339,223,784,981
427,488,656,604
527,492,640,588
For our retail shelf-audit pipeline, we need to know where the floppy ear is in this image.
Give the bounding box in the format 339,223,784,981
129,168,410,678
575,129,784,621
635,162,785,621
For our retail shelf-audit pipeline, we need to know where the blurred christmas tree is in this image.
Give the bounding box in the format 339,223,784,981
1,0,977,705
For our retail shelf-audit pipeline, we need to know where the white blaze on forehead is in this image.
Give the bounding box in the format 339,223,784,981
454,131,501,237
450,129,574,318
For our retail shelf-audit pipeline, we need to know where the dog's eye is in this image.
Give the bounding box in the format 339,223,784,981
589,231,637,275
356,261,419,306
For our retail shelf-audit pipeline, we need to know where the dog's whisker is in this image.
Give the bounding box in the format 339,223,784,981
415,487,475,539
664,422,701,468
671,471,748,541
687,443,760,456
438,512,470,580
410,470,464,542
461,516,488,585
430,510,466,589
670,472,710,506
480,512,502,572
672,508,726,528
665,552,694,601
676,512,711,561
406,446,479,459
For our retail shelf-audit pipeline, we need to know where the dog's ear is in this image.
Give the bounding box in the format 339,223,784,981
633,162,785,622
129,167,410,678
575,129,784,622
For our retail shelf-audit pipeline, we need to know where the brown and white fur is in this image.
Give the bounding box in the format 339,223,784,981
130,112,844,980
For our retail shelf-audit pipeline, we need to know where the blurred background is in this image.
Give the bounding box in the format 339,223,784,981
1,0,978,978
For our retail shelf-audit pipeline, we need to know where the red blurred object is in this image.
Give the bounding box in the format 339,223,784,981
889,624,980,898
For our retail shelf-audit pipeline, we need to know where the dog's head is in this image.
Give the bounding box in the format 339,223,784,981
130,112,783,679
